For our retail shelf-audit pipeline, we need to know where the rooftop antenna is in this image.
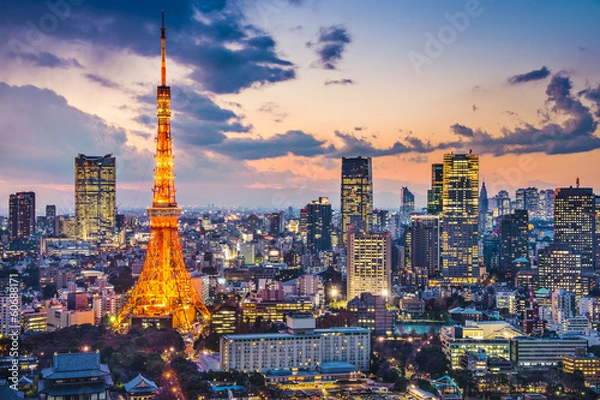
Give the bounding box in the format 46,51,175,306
576,177,580,188
160,10,166,86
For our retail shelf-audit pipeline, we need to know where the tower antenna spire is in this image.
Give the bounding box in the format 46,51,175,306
160,10,166,86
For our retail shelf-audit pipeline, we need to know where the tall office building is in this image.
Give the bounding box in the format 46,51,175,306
479,182,488,233
538,244,584,298
409,215,440,278
46,205,56,218
596,196,600,270
495,190,511,217
399,187,415,226
347,232,391,300
427,163,444,216
75,154,116,242
441,152,479,283
45,204,57,237
305,197,333,254
341,156,373,245
516,187,540,219
499,210,529,282
554,185,596,272
8,191,36,240
268,211,285,235
539,189,555,221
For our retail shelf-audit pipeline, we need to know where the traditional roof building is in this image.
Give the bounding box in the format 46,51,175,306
38,352,113,400
124,374,159,400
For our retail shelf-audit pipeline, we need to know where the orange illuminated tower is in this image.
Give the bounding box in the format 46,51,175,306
116,12,210,331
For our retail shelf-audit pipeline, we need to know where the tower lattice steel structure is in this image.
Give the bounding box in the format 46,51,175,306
116,13,210,331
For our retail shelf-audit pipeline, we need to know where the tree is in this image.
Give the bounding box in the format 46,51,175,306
42,284,58,299
415,347,450,378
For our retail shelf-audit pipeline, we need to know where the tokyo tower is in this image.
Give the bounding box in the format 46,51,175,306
115,12,210,332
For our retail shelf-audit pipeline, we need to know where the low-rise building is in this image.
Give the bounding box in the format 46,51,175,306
441,321,521,369
220,315,370,373
510,336,587,369
46,308,95,331
241,297,313,323
562,352,600,388
460,349,488,376
347,292,394,334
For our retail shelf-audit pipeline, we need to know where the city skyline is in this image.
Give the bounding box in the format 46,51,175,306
1,1,600,213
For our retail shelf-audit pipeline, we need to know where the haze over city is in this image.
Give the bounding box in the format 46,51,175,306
1,0,599,212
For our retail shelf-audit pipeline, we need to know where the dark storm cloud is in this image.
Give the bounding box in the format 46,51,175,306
307,25,351,70
580,84,600,117
508,66,551,84
85,73,120,89
451,124,475,137
1,0,295,94
210,130,328,160
447,74,600,155
328,131,434,158
9,51,82,69
324,78,355,86
0,82,150,180
135,86,251,146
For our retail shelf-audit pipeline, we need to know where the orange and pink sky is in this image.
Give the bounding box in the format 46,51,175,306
1,0,599,214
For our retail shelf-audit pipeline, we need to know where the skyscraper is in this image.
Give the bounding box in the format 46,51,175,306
495,190,511,217
499,210,529,282
427,163,444,216
441,152,479,283
538,244,584,298
305,197,333,254
539,189,555,221
596,196,600,270
554,185,596,272
341,156,373,245
516,187,540,218
45,204,57,237
8,191,35,240
399,187,415,226
347,232,391,300
75,154,116,242
479,182,488,233
116,13,210,331
409,215,440,278
267,211,285,235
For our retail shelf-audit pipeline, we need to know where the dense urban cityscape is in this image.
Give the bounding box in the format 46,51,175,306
2,1,600,400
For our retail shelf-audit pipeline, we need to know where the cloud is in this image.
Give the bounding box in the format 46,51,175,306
0,0,295,94
210,130,329,160
579,85,600,117
307,25,351,70
134,85,251,147
324,78,355,86
329,131,434,158
451,124,475,137
508,66,551,84
85,73,120,89
9,51,83,69
0,82,149,183
258,101,288,122
447,74,600,155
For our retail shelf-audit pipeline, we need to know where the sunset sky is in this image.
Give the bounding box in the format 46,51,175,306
1,0,600,214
